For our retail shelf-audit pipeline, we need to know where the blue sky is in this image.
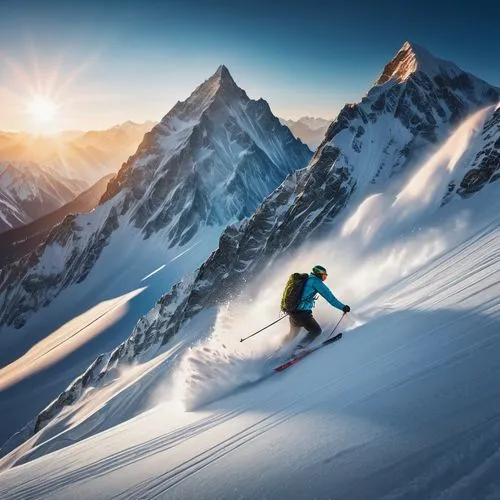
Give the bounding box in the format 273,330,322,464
0,0,498,132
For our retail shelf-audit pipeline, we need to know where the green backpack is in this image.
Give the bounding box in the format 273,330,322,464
281,273,309,313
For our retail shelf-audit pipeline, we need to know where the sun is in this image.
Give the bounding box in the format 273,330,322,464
28,96,58,122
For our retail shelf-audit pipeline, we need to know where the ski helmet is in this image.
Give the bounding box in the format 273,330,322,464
312,265,327,276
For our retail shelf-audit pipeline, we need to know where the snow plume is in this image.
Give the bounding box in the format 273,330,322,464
169,269,357,412
171,302,286,410
343,106,490,244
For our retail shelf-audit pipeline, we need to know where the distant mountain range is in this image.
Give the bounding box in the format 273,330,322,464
0,173,115,267
0,121,154,232
0,114,329,234
0,161,86,233
279,116,331,149
0,121,155,186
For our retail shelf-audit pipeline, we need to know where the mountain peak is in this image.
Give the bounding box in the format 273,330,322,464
208,64,241,95
214,64,231,80
376,41,460,85
167,65,246,122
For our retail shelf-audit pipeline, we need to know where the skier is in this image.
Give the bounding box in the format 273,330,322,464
283,265,350,352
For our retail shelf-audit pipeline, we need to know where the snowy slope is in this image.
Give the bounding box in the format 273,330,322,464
0,161,84,232
3,41,499,462
0,134,499,499
0,66,310,447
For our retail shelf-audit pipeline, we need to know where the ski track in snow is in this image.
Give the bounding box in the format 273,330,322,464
1,408,250,500
130,317,500,500
2,300,499,500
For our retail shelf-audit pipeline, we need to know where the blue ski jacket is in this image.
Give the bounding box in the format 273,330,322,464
297,274,345,312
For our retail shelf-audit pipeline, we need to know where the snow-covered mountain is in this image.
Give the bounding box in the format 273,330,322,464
280,116,330,149
0,65,310,328
0,65,311,447
99,66,311,241
0,162,86,233
4,40,499,460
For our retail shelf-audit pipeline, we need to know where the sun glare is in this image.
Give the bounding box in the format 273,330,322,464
28,96,57,122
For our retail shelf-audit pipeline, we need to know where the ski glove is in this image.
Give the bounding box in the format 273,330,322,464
342,305,351,313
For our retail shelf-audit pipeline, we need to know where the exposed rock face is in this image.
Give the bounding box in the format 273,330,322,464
457,106,500,197
9,43,500,445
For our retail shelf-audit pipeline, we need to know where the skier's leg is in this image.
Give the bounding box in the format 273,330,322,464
295,313,322,350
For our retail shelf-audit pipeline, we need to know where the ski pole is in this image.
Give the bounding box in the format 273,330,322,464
240,314,288,343
326,312,346,340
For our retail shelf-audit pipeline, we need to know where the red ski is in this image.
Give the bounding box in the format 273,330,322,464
274,333,343,372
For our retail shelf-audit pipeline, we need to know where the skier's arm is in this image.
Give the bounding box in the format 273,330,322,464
313,280,345,311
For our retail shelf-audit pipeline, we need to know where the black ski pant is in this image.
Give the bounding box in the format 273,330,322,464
285,310,322,346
